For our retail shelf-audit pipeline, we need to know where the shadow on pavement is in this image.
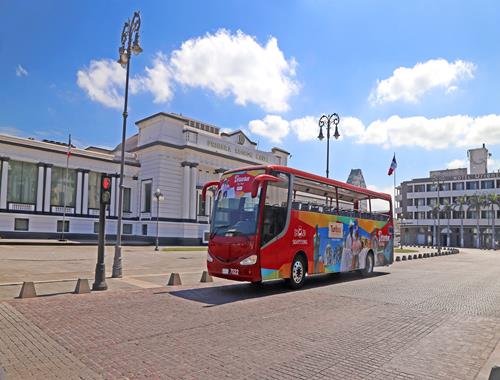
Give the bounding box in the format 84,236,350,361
164,271,388,306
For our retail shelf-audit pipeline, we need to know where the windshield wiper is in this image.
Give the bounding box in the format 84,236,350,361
210,224,230,238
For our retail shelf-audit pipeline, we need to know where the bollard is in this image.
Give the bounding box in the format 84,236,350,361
408,255,412,260
167,273,182,286
413,254,418,259
74,278,91,294
19,282,37,299
395,256,401,262
200,271,213,283
402,255,407,261
430,252,434,257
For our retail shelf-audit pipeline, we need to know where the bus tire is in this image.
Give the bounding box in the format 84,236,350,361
361,251,374,277
288,254,306,289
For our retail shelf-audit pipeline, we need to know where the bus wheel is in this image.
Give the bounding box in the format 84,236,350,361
288,255,306,289
361,252,374,277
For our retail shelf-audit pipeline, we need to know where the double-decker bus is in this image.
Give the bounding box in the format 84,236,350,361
202,165,393,289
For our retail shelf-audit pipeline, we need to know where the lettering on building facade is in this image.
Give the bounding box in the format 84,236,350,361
206,139,271,163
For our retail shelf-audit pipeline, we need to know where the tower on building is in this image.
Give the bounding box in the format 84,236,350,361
468,143,491,174
347,169,367,211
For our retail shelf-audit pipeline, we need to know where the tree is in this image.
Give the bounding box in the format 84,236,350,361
467,194,487,248
442,200,453,247
486,193,500,249
452,196,467,248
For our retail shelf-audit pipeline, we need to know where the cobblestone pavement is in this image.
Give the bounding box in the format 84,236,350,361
2,249,500,379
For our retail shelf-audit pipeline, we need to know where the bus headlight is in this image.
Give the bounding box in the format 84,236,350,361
207,252,214,262
240,254,257,265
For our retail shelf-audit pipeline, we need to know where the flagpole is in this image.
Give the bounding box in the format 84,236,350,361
61,134,70,241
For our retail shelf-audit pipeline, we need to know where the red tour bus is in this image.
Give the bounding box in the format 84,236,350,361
202,165,393,289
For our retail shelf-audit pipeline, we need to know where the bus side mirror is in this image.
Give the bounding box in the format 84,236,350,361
251,174,284,198
202,181,220,202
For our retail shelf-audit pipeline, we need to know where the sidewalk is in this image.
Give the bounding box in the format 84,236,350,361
0,244,232,301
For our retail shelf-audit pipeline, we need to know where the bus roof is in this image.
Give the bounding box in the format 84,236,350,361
223,165,392,202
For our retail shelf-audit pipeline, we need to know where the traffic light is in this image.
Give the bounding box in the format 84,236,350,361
100,174,112,205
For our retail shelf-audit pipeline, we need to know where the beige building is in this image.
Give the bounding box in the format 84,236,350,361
395,145,499,248
0,112,289,244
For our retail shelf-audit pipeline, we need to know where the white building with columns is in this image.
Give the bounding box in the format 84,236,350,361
0,112,289,244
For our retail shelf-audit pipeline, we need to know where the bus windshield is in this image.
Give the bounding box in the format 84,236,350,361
211,170,264,237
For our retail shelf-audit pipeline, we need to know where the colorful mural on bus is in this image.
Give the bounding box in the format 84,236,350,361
260,209,393,280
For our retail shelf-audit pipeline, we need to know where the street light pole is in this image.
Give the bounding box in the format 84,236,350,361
432,176,442,251
154,188,164,251
112,11,142,278
318,113,340,178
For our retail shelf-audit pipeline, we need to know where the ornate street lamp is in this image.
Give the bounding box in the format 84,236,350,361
112,11,143,278
153,188,164,251
431,176,442,252
318,113,340,178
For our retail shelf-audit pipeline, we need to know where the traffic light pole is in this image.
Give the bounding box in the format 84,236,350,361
93,174,110,291
92,199,108,290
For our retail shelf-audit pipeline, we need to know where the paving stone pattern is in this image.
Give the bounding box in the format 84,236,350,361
1,250,500,379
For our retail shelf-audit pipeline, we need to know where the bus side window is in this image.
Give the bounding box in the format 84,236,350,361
261,173,289,246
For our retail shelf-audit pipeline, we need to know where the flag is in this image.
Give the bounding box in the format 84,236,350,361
67,134,72,158
388,154,397,176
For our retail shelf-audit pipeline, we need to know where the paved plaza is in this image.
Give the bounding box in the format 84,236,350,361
0,245,232,301
1,247,500,379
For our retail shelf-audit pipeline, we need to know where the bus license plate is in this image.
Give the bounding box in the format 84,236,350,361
222,268,239,275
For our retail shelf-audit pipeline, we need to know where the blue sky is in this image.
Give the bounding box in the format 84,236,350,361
2,0,500,195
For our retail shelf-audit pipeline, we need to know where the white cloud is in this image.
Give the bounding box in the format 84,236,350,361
15,64,28,77
290,116,318,141
78,30,297,111
446,158,500,172
77,56,173,109
357,114,500,149
341,116,365,138
289,115,365,142
248,115,289,143
446,159,467,169
248,112,500,149
488,158,500,172
135,53,173,103
369,58,475,105
170,29,298,112
76,59,128,109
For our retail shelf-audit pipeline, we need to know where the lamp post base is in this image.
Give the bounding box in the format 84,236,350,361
92,263,107,291
112,245,122,278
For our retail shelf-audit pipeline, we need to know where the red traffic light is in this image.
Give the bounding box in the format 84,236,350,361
102,177,111,190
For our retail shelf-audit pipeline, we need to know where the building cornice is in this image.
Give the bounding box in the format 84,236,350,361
133,140,271,166
0,135,140,167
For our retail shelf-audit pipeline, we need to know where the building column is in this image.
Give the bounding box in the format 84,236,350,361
75,170,83,214
189,163,198,220
82,170,89,215
43,164,52,212
0,158,9,210
110,175,117,217
181,162,190,220
36,163,45,212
